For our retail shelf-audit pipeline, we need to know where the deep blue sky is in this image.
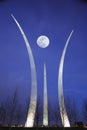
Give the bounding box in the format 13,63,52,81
0,0,87,120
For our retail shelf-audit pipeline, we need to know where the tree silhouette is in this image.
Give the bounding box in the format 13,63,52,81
52,103,61,126
0,103,6,125
34,95,42,127
14,104,23,126
0,88,25,126
83,98,87,124
6,88,18,125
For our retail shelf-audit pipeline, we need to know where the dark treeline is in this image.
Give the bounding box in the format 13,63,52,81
0,89,87,127
0,89,28,126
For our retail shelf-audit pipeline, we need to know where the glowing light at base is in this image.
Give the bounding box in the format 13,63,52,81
25,112,34,127
11,14,37,127
58,30,74,127
43,63,48,126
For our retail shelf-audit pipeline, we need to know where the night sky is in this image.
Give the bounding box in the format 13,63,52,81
0,0,87,123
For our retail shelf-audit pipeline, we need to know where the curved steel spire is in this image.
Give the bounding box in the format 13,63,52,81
43,63,48,126
11,14,37,127
58,30,74,127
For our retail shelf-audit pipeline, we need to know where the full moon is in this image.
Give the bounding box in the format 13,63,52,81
37,35,50,48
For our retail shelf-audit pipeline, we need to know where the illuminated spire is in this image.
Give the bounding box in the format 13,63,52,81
11,14,37,127
58,30,74,127
43,63,48,126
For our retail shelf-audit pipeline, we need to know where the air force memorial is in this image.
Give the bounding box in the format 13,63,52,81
11,14,73,127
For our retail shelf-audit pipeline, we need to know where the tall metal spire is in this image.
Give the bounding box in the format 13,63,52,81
58,30,74,127
43,63,48,126
11,14,37,127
